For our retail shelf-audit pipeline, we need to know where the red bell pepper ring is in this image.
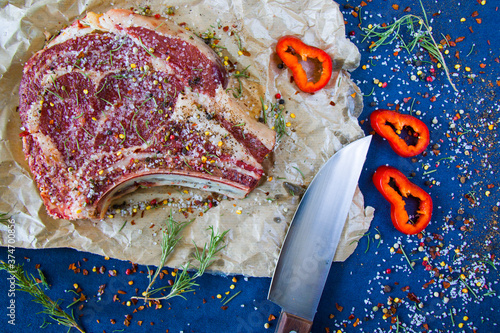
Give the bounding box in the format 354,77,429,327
373,165,433,235
276,35,333,93
370,109,430,157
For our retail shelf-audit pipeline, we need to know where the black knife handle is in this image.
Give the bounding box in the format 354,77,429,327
275,311,313,333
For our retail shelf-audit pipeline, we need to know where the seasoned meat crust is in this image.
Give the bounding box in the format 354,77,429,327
18,9,276,220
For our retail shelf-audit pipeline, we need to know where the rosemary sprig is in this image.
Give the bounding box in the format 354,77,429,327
227,65,250,98
0,262,85,333
361,1,457,91
134,226,229,302
459,275,479,299
400,244,414,270
0,212,10,226
192,226,230,275
223,290,241,305
37,268,50,290
266,102,288,140
292,166,305,179
141,214,193,299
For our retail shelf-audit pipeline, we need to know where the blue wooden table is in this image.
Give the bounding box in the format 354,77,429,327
1,0,499,332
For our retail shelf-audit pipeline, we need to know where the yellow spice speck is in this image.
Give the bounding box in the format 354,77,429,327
290,113,296,118
116,151,121,156
83,89,88,95
232,277,237,283
465,67,471,72
217,294,222,299
99,170,104,175
286,122,291,127
218,141,223,147
171,271,177,277
126,301,131,306
131,63,137,69
105,256,110,260
236,210,242,215
458,323,464,328
460,18,466,22
73,283,79,289
128,281,134,285
146,206,151,210
108,214,114,219
362,65,367,70
463,316,469,321
238,50,243,56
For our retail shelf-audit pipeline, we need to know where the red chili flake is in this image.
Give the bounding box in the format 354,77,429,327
349,31,356,36
381,82,388,88
125,268,132,275
392,4,399,10
268,314,276,321
404,6,411,12
476,18,482,24
455,36,465,43
386,268,392,274
154,14,161,19
275,93,281,99
430,96,436,102
336,303,344,312
471,11,479,17
407,292,420,302
330,101,336,106
469,27,475,33
110,319,116,324
19,130,29,137
169,134,175,140
221,306,228,310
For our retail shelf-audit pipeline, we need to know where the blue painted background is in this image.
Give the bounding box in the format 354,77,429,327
1,0,499,332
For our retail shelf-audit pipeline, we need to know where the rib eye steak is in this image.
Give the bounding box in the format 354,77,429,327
18,9,276,220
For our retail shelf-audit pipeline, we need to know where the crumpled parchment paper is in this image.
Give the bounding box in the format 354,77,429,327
0,0,374,277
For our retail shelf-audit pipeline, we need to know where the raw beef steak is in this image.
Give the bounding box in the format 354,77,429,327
18,9,276,220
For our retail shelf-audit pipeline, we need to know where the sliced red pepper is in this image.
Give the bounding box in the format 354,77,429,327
370,109,430,157
276,36,333,93
373,165,433,235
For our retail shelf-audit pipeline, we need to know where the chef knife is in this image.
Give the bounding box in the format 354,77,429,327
268,135,372,333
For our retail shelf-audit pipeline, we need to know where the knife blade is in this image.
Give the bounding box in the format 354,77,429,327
268,135,372,333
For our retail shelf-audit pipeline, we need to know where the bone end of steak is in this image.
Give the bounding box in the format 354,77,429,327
19,9,276,220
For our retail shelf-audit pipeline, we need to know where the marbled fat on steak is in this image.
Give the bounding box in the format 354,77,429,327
19,9,276,220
